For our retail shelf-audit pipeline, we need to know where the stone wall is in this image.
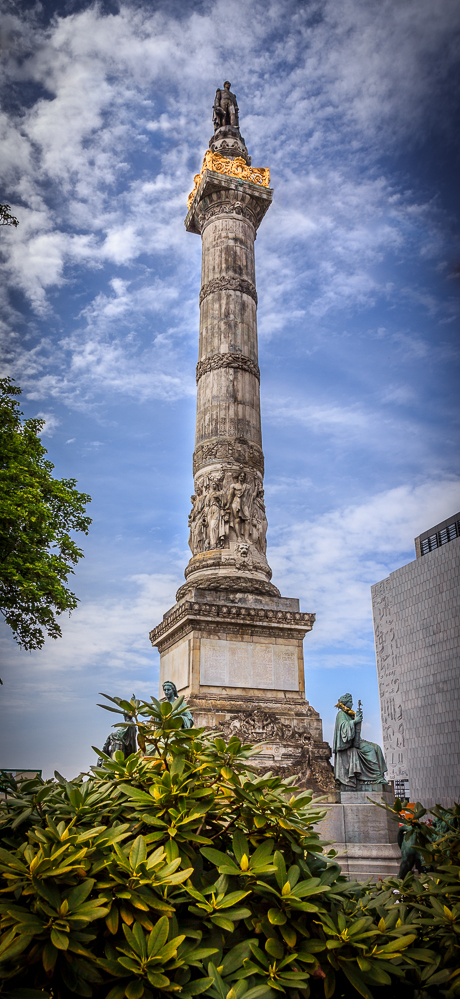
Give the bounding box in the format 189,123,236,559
372,536,460,807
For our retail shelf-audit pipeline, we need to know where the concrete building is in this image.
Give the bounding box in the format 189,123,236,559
371,512,460,807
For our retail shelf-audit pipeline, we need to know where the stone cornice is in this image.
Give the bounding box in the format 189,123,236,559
150,598,315,649
200,276,257,306
185,171,273,235
196,353,260,383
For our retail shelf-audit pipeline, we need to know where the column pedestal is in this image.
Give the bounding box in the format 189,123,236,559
150,588,333,792
317,791,401,880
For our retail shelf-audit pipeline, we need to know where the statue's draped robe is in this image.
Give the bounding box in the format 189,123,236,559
333,709,387,788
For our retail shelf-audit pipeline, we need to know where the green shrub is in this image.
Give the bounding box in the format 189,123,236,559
0,694,458,999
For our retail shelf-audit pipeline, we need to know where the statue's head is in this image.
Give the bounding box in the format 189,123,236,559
338,693,353,708
224,81,231,90
238,471,246,482
162,680,178,702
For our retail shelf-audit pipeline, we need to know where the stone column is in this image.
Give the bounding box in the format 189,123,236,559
179,170,276,600
149,90,333,792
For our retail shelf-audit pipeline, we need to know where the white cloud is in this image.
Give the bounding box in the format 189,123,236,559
36,410,60,435
0,0,457,321
269,477,460,651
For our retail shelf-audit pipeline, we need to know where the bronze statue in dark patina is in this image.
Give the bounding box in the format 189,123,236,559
213,81,239,132
333,693,388,791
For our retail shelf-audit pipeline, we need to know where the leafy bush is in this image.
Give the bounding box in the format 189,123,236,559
0,694,459,999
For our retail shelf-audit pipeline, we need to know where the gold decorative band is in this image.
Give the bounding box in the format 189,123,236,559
187,149,270,209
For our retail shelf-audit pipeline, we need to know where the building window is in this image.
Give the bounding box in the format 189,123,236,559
394,778,411,800
420,520,460,555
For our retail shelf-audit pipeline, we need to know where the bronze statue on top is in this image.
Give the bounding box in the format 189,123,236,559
213,82,239,132
333,693,388,791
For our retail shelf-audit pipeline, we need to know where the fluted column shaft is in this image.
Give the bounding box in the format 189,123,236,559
180,169,276,600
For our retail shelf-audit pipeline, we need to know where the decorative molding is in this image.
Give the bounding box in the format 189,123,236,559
199,276,257,306
200,201,257,231
176,575,280,602
150,598,315,648
188,150,270,209
196,353,260,383
193,438,264,476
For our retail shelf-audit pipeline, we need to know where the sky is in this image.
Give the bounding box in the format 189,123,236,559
0,0,459,780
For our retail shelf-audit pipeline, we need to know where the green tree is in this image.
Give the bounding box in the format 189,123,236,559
0,378,91,650
0,204,19,227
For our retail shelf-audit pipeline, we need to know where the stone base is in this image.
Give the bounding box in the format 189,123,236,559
317,791,401,880
149,588,334,793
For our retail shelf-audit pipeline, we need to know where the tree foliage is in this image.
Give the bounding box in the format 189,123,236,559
0,378,92,649
1,695,459,999
0,205,19,227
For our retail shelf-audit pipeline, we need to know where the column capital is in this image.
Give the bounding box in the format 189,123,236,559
185,170,273,235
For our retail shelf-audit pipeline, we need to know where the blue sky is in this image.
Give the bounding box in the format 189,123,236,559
1,0,459,779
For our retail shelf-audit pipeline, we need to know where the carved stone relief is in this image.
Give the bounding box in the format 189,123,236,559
193,439,264,476
200,276,257,306
200,201,257,232
196,353,260,383
187,468,268,555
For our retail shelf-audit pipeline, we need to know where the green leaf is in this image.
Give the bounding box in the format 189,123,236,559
106,987,128,999
147,916,169,958
130,835,147,869
221,941,255,976
268,909,287,926
66,879,95,910
273,852,286,890
106,906,120,935
265,938,284,960
146,973,170,987
125,981,145,999
50,928,69,950
232,830,249,863
340,961,374,999
180,977,214,996
376,934,416,954
118,784,156,806
42,941,58,972
243,987,274,999
201,847,238,870
210,915,236,932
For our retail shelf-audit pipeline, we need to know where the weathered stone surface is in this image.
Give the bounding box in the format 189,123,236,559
316,790,401,879
149,89,332,793
150,588,333,792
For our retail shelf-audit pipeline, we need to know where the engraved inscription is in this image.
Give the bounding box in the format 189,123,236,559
229,643,251,686
274,647,297,691
200,639,299,691
202,640,227,686
252,644,273,687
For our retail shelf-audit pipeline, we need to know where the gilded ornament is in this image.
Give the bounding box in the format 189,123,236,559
187,150,270,209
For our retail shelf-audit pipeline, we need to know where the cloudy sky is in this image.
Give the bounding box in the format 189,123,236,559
1,0,459,779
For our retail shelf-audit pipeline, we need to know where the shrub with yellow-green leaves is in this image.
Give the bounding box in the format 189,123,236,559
0,693,459,999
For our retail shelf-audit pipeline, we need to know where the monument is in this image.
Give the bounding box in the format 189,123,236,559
319,694,400,879
149,83,332,791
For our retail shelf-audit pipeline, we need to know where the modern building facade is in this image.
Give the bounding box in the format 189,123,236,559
371,512,460,807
